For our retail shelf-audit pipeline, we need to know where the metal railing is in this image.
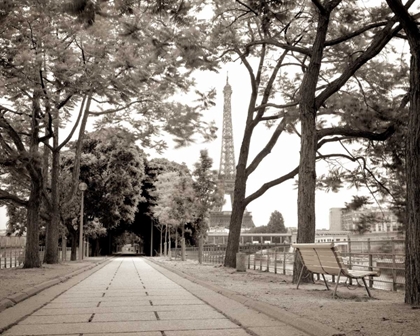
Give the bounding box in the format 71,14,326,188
0,246,76,269
172,238,406,292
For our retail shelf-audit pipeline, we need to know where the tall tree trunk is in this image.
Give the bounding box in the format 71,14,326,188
44,149,60,263
24,89,43,268
23,181,42,268
70,230,77,261
385,0,420,306
293,104,317,283
224,107,255,268
405,54,420,305
293,9,331,283
224,154,248,267
224,199,246,267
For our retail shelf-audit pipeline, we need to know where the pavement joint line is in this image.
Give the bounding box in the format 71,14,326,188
0,258,112,334
146,258,342,336
0,258,112,313
145,259,257,336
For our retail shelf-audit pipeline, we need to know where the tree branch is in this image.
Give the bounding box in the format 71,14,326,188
325,21,389,46
0,115,27,153
316,125,395,142
246,117,289,177
89,100,145,116
254,101,298,112
57,95,87,151
253,49,289,124
0,189,28,207
315,18,402,109
244,166,299,206
311,0,326,14
245,39,312,57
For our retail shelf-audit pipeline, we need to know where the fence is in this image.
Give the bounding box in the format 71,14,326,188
0,246,79,269
172,238,405,292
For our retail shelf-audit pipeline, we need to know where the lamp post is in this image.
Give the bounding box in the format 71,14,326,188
78,182,88,261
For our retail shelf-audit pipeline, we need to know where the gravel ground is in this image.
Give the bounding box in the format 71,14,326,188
153,257,420,336
0,259,103,300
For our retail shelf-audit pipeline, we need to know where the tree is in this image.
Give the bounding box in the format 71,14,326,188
130,158,191,257
385,0,420,306
208,1,404,268
0,0,219,266
153,171,195,259
191,150,224,261
267,210,286,233
249,210,286,233
60,128,146,260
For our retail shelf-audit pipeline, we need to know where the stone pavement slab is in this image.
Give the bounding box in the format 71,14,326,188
32,304,212,315
4,318,240,335
19,314,91,324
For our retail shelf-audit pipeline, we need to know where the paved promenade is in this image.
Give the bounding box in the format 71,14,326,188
2,258,308,336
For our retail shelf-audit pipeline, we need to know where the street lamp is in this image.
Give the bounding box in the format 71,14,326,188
78,182,88,261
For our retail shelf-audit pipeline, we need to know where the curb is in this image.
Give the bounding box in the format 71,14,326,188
0,258,111,313
148,259,345,336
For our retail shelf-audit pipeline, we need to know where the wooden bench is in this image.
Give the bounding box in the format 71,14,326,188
292,243,381,298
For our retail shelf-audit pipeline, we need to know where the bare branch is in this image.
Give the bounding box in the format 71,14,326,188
246,117,289,177
244,166,299,206
57,95,87,151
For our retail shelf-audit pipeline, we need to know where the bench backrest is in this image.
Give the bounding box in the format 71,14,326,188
292,243,346,276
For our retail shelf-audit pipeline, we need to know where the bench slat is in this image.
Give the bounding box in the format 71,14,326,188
321,266,341,275
305,266,325,273
314,250,336,257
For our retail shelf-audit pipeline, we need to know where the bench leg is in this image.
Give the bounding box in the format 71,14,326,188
296,265,305,289
361,277,372,298
321,274,330,290
333,273,341,298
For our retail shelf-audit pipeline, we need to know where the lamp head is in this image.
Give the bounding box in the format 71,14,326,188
78,182,88,191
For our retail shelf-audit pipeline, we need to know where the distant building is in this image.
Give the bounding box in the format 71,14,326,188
341,207,402,233
329,208,344,231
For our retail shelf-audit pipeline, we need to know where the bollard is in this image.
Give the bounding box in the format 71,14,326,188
181,238,185,261
236,252,247,272
198,236,203,264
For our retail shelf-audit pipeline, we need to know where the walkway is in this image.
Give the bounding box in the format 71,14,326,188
3,258,308,336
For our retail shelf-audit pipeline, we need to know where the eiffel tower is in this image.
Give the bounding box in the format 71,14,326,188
209,76,254,230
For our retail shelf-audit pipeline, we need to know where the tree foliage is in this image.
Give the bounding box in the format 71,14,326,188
0,0,219,266
60,127,146,259
191,150,224,237
249,210,286,233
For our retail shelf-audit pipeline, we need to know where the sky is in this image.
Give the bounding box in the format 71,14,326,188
0,62,365,233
